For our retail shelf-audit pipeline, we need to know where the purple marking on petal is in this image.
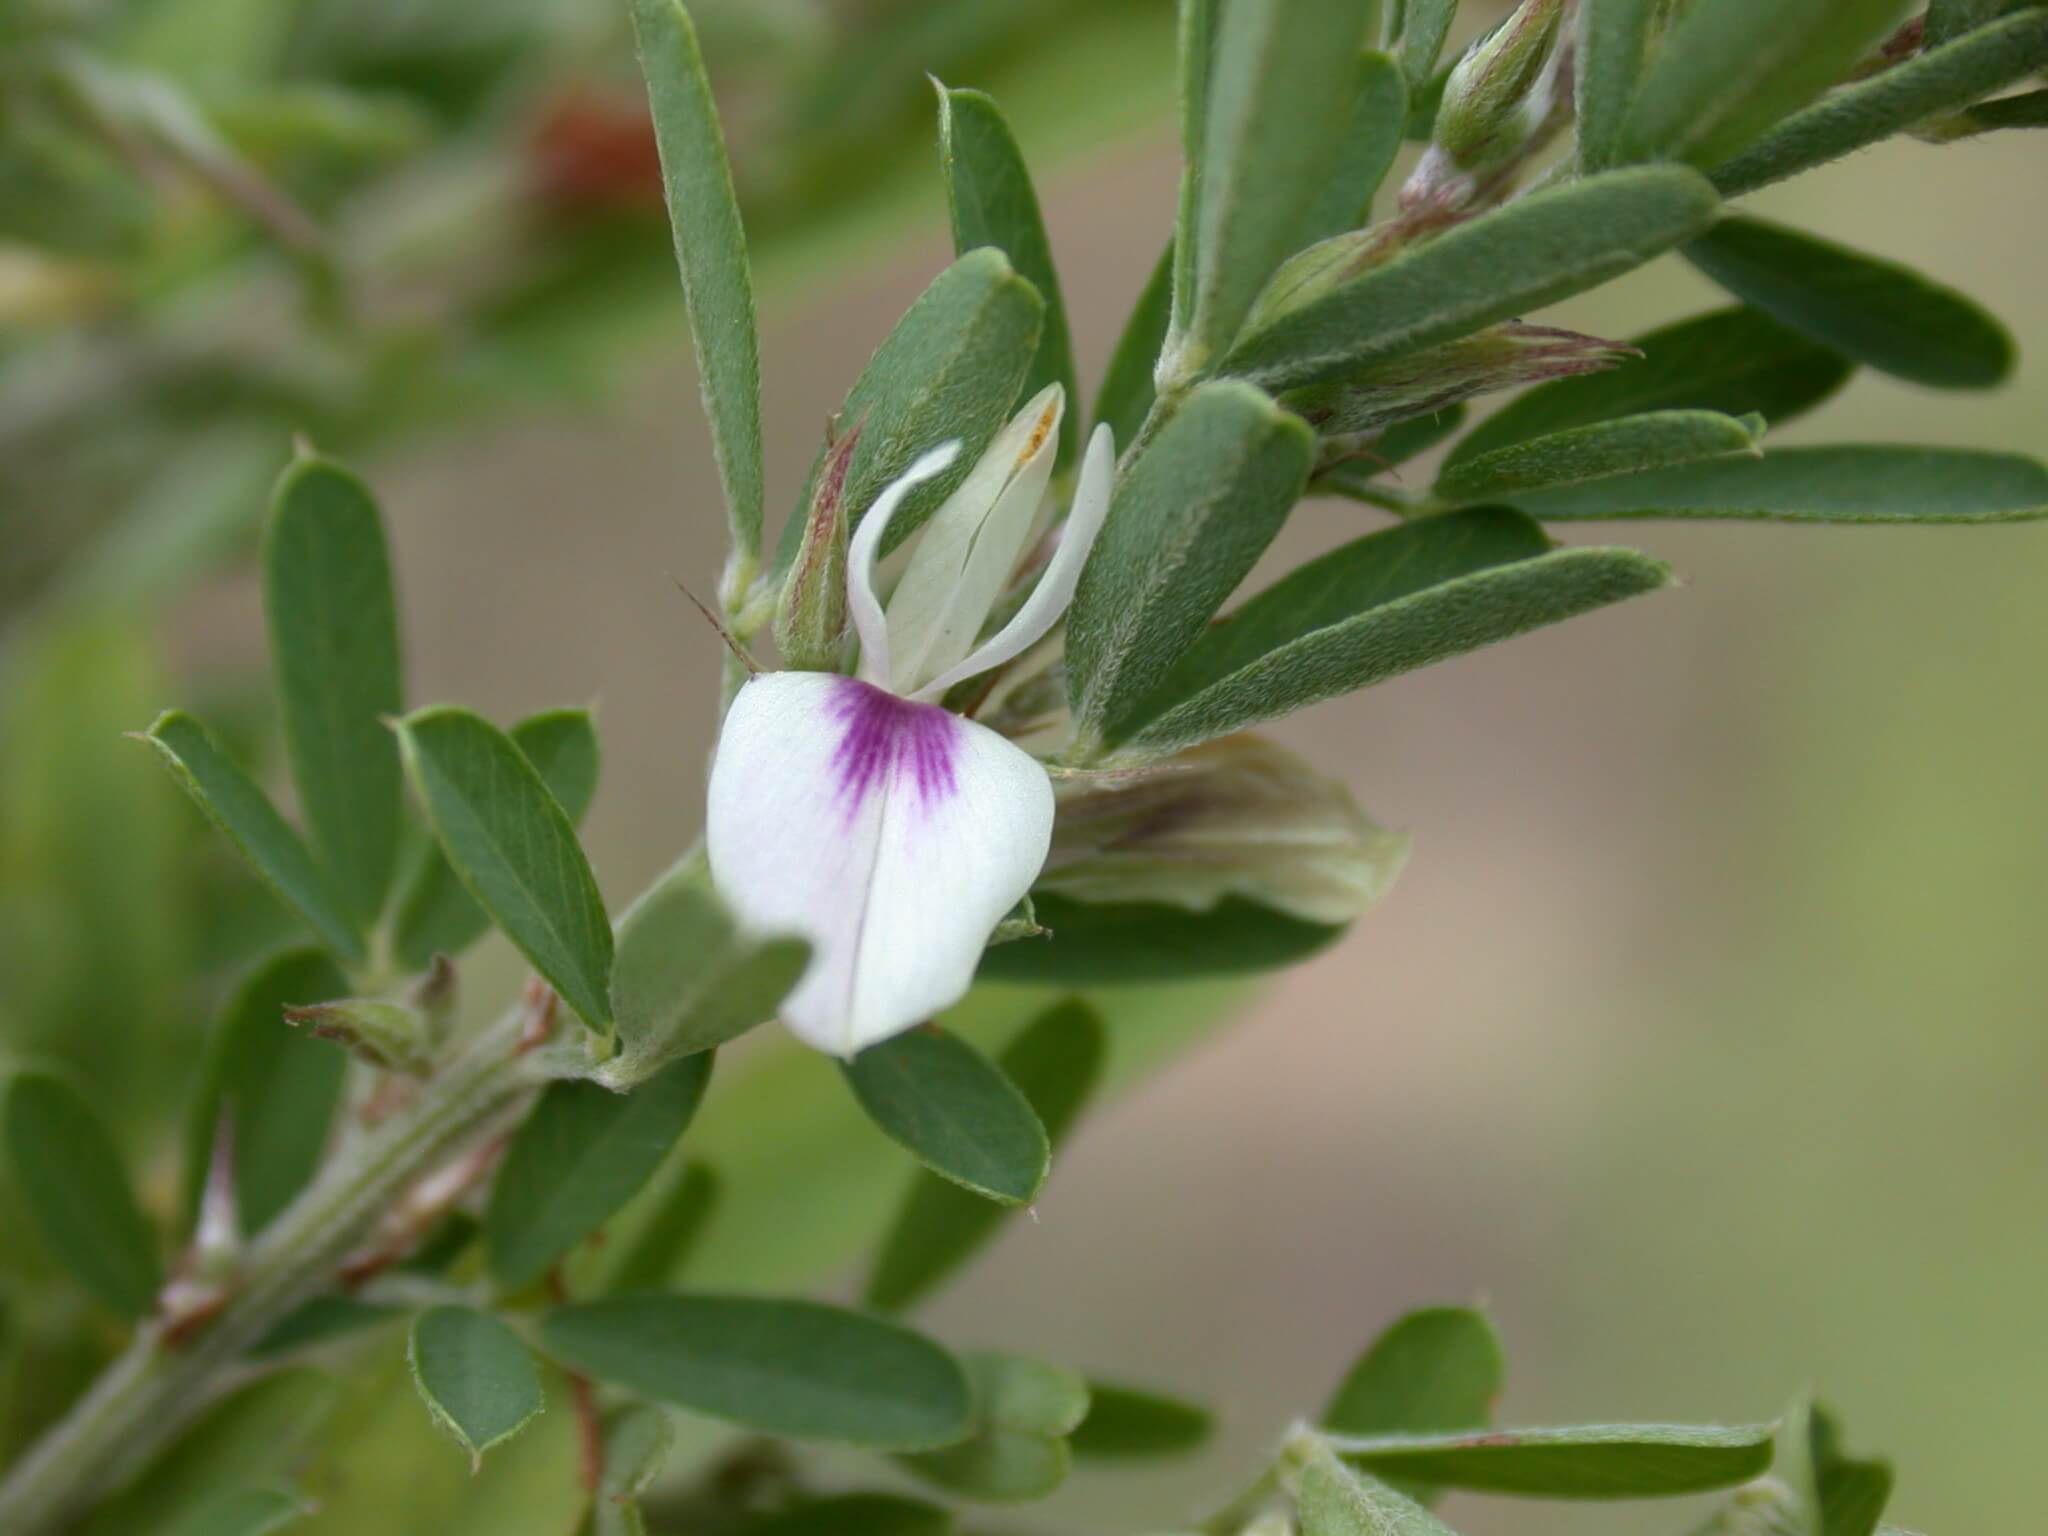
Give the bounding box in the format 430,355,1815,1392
827,678,959,819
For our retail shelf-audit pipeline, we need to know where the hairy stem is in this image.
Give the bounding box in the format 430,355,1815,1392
0,1000,543,1534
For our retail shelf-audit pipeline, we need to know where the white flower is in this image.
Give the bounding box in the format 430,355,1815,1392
706,386,1114,1056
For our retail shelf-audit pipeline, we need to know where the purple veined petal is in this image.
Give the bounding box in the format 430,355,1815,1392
847,442,962,688
705,670,1054,1056
908,421,1117,702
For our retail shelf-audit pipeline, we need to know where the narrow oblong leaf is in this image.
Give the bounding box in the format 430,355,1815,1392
395,706,614,1030
156,1488,312,1536
1709,11,2048,196
601,851,808,1088
4,1071,161,1318
140,711,364,965
1221,167,1721,392
976,893,1343,982
1401,0,1459,89
1070,1382,1215,1459
1446,307,1850,467
392,707,601,972
1092,242,1174,450
898,1351,1091,1504
540,1294,971,1449
484,1052,713,1289
1297,52,1408,248
262,454,403,930
1066,381,1313,752
1508,446,2048,522
1330,1422,1778,1497
629,0,765,554
1295,1446,1461,1536
939,85,1077,468
842,1026,1049,1206
1927,0,2029,49
1437,410,1761,503
1576,0,1662,171
865,1000,1106,1311
408,1306,545,1463
1684,215,2015,390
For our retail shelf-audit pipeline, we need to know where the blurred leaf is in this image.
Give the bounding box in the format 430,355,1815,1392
591,1404,676,1536
1447,307,1851,467
1576,0,1662,171
155,1488,312,1536
1684,215,2015,390
1330,1421,1777,1497
1926,0,2031,47
977,893,1344,982
778,249,1042,569
1437,410,1762,502
1689,1483,1806,1536
939,86,1078,468
1509,446,2048,521
408,1307,544,1464
250,1296,402,1360
395,707,613,1031
484,1053,713,1290
1222,167,1720,391
898,1351,1090,1504
1946,86,2048,132
1168,0,1219,349
1067,381,1313,752
866,999,1106,1311
540,1294,971,1449
629,0,765,555
601,851,807,1088
1401,0,1459,89
597,1161,719,1294
842,1026,1049,1206
184,948,350,1235
263,456,404,931
392,708,599,973
141,712,365,966
2,1071,160,1318
1323,1305,1504,1502
1620,0,1908,167
1298,52,1408,247
1296,1445,1459,1536
1779,1399,1894,1536
1092,242,1173,450
740,1495,952,1536
1180,0,1364,365
83,1369,338,1536
1069,1382,1214,1459
1708,11,2048,195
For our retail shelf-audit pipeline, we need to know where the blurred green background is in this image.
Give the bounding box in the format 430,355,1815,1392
2,2,2043,1532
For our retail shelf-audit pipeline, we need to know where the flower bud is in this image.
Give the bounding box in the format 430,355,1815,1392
773,415,864,669
1041,735,1409,925
286,997,438,1075
1433,0,1568,172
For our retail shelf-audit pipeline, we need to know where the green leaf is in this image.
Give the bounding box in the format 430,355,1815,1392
1067,381,1313,752
602,851,808,1088
1948,85,2048,133
1298,53,1409,249
484,1053,713,1289
740,1495,952,1536
599,1161,720,1294
408,1306,545,1464
1170,0,1219,350
1221,167,1721,392
1324,1307,1505,1437
1093,242,1174,451
1780,1400,1894,1536
592,1404,677,1536
898,1351,1091,1504
139,711,365,965
1180,0,1373,367
1437,410,1762,502
1295,1445,1461,1536
155,1488,311,1536
629,0,764,554
249,1295,401,1359
1621,0,1909,167
186,948,350,1235
865,1000,1106,1311
976,893,1345,983
1069,1382,1214,1459
777,249,1043,569
1401,0,1459,89
1097,508,1665,756
1576,0,1663,172
1683,215,2015,390
3,1071,161,1318
1509,446,2048,522
1927,0,2031,48
1708,11,2048,196
395,706,614,1031
939,86,1078,468
1329,1422,1777,1497
393,708,600,972
841,1026,1049,1206
1316,407,1470,503
540,1294,971,1449
1446,307,1851,467
262,455,403,930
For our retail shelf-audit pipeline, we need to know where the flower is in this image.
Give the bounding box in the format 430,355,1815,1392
707,386,1115,1056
